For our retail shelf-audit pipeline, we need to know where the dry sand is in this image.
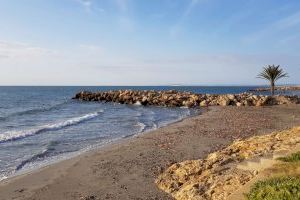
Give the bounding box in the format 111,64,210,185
1,105,300,200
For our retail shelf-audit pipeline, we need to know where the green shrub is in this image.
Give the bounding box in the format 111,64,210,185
278,152,300,162
246,176,300,200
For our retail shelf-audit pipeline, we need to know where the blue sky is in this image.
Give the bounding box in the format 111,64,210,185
0,0,299,85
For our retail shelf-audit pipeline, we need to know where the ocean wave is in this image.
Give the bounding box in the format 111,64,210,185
152,122,158,129
0,175,7,181
15,141,75,171
134,101,142,106
0,101,71,121
15,148,51,171
136,122,147,132
0,110,103,143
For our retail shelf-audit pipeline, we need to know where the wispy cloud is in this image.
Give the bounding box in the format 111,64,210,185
75,0,105,13
113,0,135,32
243,11,300,44
81,53,299,85
275,11,300,29
76,0,92,12
0,40,298,85
0,41,57,60
79,44,103,51
184,0,201,17
169,0,203,38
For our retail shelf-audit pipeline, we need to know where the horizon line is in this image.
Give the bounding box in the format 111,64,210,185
0,84,298,87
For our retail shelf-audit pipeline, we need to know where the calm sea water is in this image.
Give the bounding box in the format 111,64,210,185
0,86,298,180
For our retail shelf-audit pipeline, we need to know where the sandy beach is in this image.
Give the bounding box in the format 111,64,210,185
2,1,300,199
1,105,300,200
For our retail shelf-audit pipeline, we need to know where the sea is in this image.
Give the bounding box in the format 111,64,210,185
0,86,299,181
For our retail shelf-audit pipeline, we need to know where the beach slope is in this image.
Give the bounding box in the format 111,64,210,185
1,105,300,200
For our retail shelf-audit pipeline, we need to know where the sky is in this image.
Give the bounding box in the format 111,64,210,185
0,0,299,86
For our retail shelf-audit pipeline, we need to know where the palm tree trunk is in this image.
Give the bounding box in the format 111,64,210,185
271,81,275,96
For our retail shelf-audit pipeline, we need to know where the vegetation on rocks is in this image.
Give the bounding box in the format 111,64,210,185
246,176,300,200
278,152,300,163
245,151,300,200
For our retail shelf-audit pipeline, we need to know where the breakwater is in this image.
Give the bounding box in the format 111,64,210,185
250,86,300,92
73,90,300,107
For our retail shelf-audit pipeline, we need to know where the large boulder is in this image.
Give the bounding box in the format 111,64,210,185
227,94,235,101
200,100,208,107
141,96,149,105
183,100,195,108
218,96,231,106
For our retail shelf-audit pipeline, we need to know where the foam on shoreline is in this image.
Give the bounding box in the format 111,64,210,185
0,110,103,143
0,108,200,183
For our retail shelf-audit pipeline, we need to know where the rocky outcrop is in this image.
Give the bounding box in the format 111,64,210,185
73,90,300,108
155,127,300,200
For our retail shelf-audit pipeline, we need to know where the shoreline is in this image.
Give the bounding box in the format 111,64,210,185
0,107,203,184
1,105,300,199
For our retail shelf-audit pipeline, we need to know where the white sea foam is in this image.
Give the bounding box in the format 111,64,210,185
152,122,158,129
0,175,7,181
134,101,142,106
136,122,146,132
0,110,103,143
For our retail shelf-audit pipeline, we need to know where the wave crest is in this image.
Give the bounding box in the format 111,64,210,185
0,110,103,143
136,122,146,132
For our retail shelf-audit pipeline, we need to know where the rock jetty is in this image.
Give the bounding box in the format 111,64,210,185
73,90,300,107
250,86,300,92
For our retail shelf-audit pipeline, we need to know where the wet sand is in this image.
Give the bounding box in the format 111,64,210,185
1,105,300,200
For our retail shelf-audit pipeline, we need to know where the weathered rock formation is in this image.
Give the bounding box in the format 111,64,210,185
73,90,300,108
155,127,300,200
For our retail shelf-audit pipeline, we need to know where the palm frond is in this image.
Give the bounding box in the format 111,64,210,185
257,65,288,82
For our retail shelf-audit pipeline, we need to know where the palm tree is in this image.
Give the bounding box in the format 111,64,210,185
257,65,288,96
